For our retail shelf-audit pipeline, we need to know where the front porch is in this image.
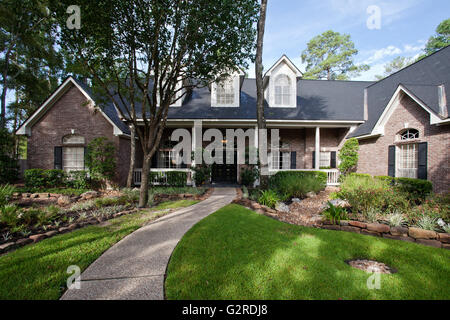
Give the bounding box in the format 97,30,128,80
132,121,350,187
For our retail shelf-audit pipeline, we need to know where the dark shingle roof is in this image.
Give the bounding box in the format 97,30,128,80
124,78,373,121
350,45,450,137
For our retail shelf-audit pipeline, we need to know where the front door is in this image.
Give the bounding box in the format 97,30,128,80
211,150,237,183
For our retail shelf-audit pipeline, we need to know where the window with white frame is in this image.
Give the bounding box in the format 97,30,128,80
397,144,418,178
157,150,183,169
63,147,85,172
399,129,419,141
320,152,331,168
216,79,235,105
274,74,291,106
269,151,291,170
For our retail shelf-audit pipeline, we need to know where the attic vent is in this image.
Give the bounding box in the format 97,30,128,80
438,85,447,117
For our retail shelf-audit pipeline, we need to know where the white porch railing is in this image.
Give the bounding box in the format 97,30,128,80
133,168,194,186
268,169,340,186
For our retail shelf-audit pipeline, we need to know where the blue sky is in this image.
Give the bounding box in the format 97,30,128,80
247,0,450,81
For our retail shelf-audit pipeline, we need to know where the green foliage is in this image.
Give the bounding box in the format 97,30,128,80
192,165,211,186
24,169,66,188
394,177,433,202
338,138,359,175
258,190,280,209
268,171,326,200
0,129,18,183
388,212,405,227
240,166,259,187
423,18,450,56
85,137,116,181
0,184,15,207
149,171,187,187
375,56,413,80
66,171,90,189
0,205,20,228
242,186,249,199
301,30,369,80
415,216,438,231
323,201,348,225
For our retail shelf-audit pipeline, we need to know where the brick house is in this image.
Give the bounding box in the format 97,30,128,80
16,47,450,192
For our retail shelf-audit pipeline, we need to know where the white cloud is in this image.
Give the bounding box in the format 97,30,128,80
363,45,402,64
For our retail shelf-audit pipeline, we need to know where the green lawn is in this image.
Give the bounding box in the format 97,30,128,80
165,204,450,300
0,199,198,300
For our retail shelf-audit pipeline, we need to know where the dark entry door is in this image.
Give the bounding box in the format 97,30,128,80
211,150,237,183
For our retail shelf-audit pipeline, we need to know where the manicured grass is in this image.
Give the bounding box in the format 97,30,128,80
166,204,450,300
0,200,198,300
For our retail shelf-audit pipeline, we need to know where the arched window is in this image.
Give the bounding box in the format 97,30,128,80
274,74,291,106
63,134,85,145
399,129,419,141
216,78,234,105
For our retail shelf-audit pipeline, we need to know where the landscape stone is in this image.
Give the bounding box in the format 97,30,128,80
408,227,437,239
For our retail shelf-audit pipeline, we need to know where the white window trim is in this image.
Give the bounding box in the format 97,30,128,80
63,147,85,172
396,143,418,178
211,75,240,107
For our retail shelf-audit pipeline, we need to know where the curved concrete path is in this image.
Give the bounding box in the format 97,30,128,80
61,188,236,300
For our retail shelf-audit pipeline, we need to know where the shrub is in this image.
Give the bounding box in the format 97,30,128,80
394,177,432,202
24,169,47,188
240,166,259,187
338,138,359,175
339,175,393,214
192,165,211,185
323,201,348,225
268,171,326,200
0,184,16,207
66,170,90,189
85,137,117,181
121,188,140,204
0,204,20,228
363,207,379,223
258,190,280,209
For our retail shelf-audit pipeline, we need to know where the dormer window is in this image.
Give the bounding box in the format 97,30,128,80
274,75,291,106
217,79,235,105
211,73,240,107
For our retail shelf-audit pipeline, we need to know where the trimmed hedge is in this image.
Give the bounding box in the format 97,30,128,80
149,171,187,187
269,171,327,188
24,169,66,188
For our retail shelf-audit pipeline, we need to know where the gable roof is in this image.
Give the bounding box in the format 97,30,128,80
16,77,130,136
350,45,450,138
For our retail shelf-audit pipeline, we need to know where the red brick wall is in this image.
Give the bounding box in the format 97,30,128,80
357,93,450,193
27,84,130,185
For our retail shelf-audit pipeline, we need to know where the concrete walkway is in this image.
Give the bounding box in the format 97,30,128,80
61,188,236,300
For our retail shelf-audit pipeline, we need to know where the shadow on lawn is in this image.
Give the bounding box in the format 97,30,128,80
165,204,450,300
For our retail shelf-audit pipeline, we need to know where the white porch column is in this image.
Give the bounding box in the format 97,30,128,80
315,126,320,170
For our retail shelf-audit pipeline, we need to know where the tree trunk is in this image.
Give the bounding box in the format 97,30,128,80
138,153,151,208
255,0,267,131
1,46,13,129
256,0,268,187
126,125,136,188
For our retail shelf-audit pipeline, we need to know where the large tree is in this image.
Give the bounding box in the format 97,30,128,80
423,18,450,56
255,0,267,183
375,56,413,80
301,30,369,80
51,0,259,207
0,0,62,129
